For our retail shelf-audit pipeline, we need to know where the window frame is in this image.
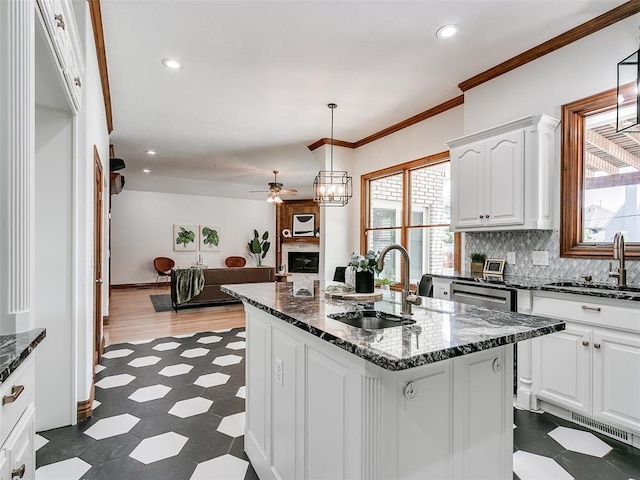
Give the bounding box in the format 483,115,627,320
360,151,461,287
560,87,640,259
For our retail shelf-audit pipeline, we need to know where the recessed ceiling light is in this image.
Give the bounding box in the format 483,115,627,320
436,24,459,39
143,169,151,173
161,58,181,69
146,150,156,155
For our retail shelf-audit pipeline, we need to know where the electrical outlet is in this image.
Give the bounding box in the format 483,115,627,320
532,250,549,266
507,252,516,265
276,358,283,387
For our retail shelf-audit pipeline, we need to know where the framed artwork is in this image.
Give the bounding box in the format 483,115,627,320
292,214,315,237
199,225,221,251
173,224,197,251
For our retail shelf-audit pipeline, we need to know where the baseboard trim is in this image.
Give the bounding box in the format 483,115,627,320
111,282,158,290
77,381,95,421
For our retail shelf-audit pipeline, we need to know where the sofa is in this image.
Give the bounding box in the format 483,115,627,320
170,266,275,311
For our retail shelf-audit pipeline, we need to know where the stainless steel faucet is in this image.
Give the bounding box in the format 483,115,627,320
608,232,627,287
377,244,422,316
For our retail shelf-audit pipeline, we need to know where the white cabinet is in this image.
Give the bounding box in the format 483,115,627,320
244,303,513,480
432,277,452,300
447,115,558,231
530,293,640,440
0,357,36,480
36,0,84,110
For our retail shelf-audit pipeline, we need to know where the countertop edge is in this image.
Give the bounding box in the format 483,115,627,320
223,287,565,371
429,272,640,301
0,328,47,384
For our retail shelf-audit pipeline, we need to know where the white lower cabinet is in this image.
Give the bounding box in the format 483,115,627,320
0,358,36,480
244,303,513,480
530,294,640,441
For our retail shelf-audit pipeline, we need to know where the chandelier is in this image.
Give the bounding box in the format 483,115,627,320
313,103,353,206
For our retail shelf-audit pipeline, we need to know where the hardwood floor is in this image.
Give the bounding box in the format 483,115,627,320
104,285,246,345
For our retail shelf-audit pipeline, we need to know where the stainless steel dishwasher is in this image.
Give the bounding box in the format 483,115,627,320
449,281,516,312
449,281,518,393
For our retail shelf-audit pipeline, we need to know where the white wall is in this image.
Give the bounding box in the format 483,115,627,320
110,189,276,284
34,105,76,430
75,0,110,420
463,17,639,134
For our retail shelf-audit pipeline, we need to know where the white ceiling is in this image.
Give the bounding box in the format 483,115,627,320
101,0,627,198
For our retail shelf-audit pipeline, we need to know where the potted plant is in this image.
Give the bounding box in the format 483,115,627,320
348,251,382,293
248,230,270,266
469,252,487,274
374,276,398,291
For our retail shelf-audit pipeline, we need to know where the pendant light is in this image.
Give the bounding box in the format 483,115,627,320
616,30,639,133
313,103,353,206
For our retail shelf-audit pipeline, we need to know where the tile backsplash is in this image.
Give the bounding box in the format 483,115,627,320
465,230,639,284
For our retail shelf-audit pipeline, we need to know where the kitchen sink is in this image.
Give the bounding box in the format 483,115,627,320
328,310,416,329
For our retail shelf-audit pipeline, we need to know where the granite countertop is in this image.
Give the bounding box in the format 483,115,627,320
222,282,564,371
428,269,640,302
0,328,46,383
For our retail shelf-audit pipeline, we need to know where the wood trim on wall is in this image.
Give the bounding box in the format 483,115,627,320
77,381,95,421
111,282,159,290
560,86,640,259
308,96,464,152
354,96,465,148
88,0,113,133
458,1,640,92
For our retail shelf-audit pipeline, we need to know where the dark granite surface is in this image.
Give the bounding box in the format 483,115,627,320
428,269,640,302
222,282,564,371
0,328,46,383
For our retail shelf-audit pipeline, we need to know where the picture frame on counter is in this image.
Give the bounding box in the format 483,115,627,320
483,258,505,277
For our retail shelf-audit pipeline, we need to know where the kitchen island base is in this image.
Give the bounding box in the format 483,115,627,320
244,304,513,480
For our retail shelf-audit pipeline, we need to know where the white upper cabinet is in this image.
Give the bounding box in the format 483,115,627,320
36,0,84,110
447,115,559,231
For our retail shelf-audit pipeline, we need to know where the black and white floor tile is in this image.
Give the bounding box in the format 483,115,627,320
35,328,640,480
36,328,258,480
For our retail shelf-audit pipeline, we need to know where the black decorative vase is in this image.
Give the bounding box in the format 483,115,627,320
355,270,374,294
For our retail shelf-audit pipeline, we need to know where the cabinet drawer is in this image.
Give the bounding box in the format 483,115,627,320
0,357,34,447
532,295,639,333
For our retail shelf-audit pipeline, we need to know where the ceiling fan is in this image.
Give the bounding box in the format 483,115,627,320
250,170,298,203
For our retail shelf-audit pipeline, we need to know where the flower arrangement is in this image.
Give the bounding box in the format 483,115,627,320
348,250,382,274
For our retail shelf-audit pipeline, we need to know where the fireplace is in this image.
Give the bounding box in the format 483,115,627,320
288,252,319,274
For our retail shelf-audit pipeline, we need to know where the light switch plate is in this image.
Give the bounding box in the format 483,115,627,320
532,250,549,266
507,252,516,265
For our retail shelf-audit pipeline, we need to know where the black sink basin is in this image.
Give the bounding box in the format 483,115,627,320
328,310,416,329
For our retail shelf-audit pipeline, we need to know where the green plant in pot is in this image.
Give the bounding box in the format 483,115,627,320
248,230,270,266
349,251,382,293
374,276,398,291
469,252,487,274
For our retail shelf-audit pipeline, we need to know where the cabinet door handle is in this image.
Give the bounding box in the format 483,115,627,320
582,340,589,347
74,77,82,87
442,291,448,296
479,215,484,219
54,13,65,30
594,343,601,349
581,305,601,312
11,463,25,478
485,214,490,218
2,385,24,405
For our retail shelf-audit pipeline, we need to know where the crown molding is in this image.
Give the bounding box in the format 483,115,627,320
458,0,640,92
88,0,113,133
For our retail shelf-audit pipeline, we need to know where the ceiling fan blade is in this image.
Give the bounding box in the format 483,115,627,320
249,190,269,193
280,189,298,195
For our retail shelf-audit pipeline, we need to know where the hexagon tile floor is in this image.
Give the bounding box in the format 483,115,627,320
35,328,640,480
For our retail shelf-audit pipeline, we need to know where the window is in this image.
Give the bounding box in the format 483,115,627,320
362,152,460,285
561,87,640,258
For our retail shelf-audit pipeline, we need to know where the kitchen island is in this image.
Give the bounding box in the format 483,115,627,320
222,281,565,480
